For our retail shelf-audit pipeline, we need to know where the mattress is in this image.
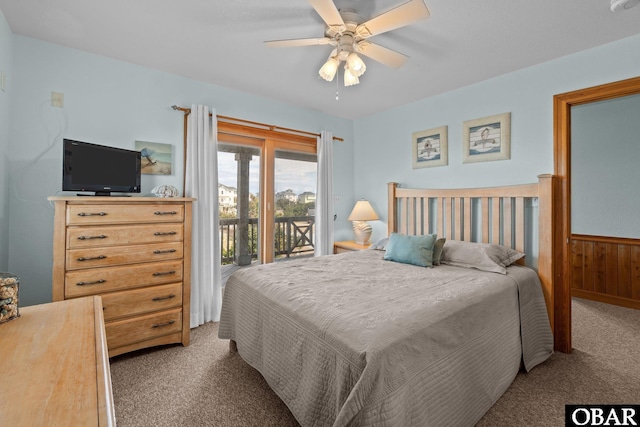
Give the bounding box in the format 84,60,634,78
218,249,553,426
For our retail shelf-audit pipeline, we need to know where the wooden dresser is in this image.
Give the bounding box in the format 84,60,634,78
0,296,115,426
49,196,194,357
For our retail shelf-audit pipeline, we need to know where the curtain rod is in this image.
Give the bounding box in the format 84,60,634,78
171,105,343,142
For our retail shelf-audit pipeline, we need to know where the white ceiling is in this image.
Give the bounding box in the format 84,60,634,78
1,0,639,120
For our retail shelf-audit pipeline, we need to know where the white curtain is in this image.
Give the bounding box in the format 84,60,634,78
185,105,222,327
315,130,334,256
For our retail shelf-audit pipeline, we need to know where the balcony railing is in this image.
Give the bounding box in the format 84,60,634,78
219,216,315,265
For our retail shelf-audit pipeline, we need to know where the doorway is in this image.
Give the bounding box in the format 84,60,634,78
553,75,640,353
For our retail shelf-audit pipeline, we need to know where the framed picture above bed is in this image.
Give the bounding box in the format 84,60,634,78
412,126,448,169
462,112,511,163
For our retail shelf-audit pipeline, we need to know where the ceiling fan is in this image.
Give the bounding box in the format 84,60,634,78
264,0,430,87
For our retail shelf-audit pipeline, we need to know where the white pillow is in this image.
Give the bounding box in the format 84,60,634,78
441,240,524,274
369,237,389,251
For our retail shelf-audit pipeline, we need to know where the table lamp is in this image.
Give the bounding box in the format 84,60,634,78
347,200,379,245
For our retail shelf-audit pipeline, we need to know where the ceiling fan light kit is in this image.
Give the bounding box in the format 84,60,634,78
265,0,430,88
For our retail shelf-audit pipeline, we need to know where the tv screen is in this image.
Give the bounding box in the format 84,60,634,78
63,139,141,196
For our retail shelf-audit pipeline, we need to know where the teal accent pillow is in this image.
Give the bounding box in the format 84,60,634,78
383,233,437,267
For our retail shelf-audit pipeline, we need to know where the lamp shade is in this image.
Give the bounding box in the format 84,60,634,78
319,57,339,82
343,66,360,87
348,200,379,221
346,53,366,77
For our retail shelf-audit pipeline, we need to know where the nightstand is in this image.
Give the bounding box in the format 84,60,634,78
333,240,371,254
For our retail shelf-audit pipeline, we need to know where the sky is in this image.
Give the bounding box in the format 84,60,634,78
218,152,317,196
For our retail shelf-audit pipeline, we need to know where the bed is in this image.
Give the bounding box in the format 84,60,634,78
218,175,556,427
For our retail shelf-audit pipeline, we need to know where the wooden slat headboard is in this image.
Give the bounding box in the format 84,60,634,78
387,174,557,331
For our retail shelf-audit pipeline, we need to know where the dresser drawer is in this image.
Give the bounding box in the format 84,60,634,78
67,223,183,249
101,282,182,321
66,241,183,270
65,260,183,298
67,204,184,225
105,308,182,350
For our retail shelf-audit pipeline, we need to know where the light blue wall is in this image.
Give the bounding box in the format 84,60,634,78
8,36,354,306
572,93,640,238
353,34,640,247
0,9,12,271
5,27,640,305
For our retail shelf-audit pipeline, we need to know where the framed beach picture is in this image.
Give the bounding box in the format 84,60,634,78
462,112,511,163
412,126,448,169
135,141,172,175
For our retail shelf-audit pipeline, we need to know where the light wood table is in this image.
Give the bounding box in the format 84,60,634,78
0,296,115,426
333,240,372,253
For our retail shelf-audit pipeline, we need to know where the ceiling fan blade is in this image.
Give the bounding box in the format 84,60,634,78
356,41,409,69
264,38,332,48
308,0,345,31
355,0,430,38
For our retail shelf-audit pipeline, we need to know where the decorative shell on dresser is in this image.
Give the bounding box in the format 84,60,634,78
151,185,179,198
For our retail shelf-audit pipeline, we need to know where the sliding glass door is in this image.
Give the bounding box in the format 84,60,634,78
217,129,317,267
273,150,317,260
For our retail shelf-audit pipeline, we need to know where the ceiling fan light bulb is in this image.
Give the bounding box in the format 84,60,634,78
319,57,339,82
346,53,366,77
344,66,359,87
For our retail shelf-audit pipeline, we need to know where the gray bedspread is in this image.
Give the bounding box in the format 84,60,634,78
218,250,553,427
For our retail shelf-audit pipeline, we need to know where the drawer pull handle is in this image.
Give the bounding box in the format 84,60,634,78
77,234,107,240
152,294,176,301
153,270,176,276
77,255,107,262
153,249,177,254
77,279,106,286
152,320,176,328
154,231,177,236
77,212,107,217
154,211,177,216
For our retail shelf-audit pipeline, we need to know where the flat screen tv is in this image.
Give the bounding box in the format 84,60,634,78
63,139,141,196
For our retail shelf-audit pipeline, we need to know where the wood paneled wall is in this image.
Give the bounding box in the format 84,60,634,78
571,234,640,309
